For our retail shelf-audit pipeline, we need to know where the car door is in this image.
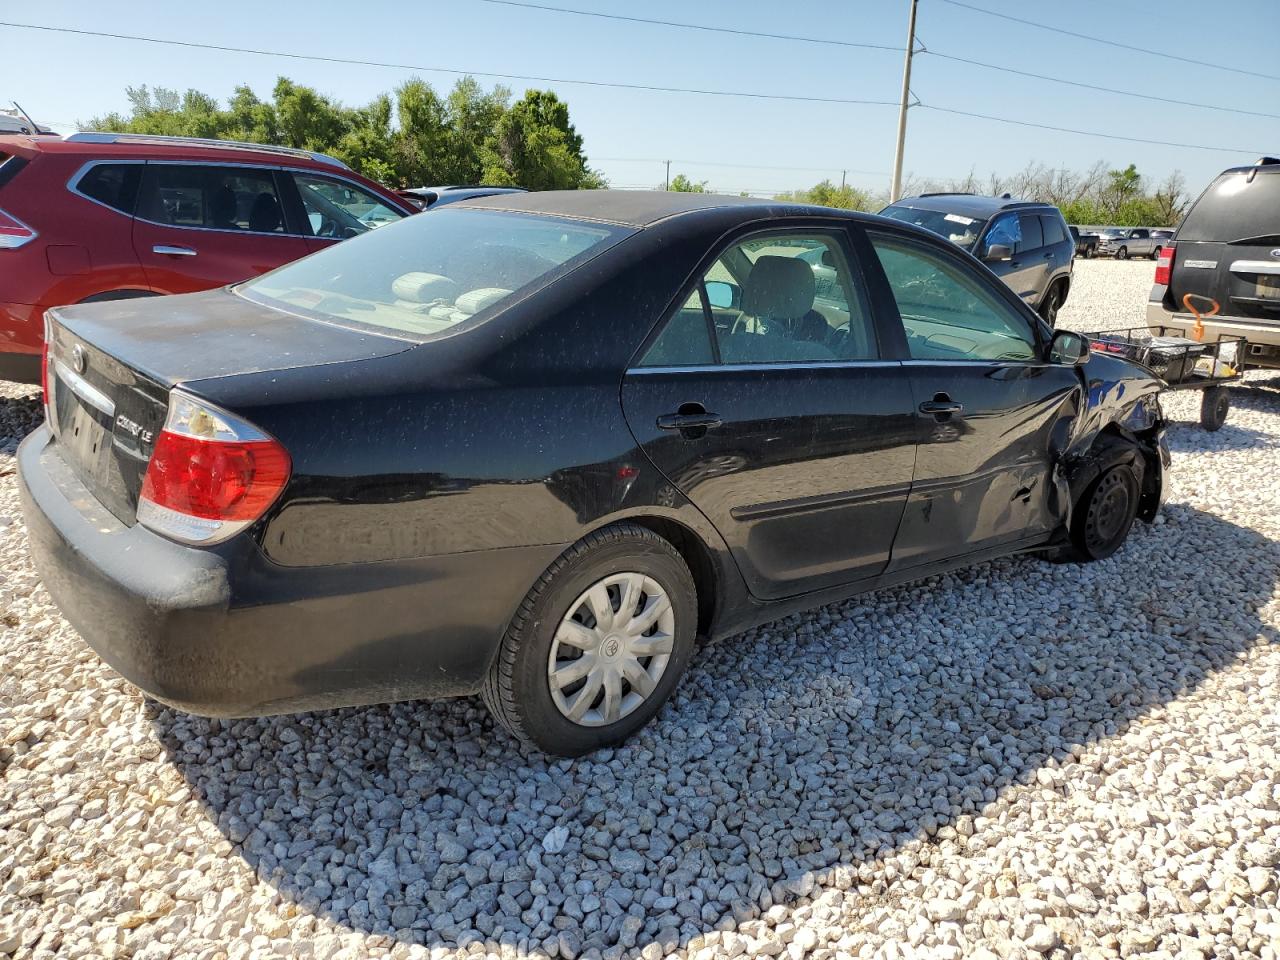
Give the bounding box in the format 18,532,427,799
284,171,408,253
132,163,310,293
621,226,917,600
865,230,1083,571
1130,228,1151,256
978,212,1041,305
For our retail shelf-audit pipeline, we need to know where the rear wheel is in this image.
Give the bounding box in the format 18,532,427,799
482,523,698,756
1084,246,1094,259
1067,462,1140,561
1200,386,1230,431
1038,281,1065,327
1152,245,1162,260
1116,246,1129,260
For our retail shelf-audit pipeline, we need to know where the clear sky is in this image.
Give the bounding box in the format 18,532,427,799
4,0,1276,199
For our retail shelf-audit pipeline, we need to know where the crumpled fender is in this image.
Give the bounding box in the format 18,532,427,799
1054,351,1167,530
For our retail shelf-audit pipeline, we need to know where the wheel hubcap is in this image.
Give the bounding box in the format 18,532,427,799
1086,471,1131,548
548,572,676,727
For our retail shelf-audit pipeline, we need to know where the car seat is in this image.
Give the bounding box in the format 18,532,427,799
248,192,282,233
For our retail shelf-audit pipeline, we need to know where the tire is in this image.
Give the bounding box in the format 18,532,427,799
1200,386,1230,431
481,523,698,756
1152,246,1162,261
1084,246,1094,259
1116,246,1129,261
1038,281,1064,327
1066,462,1140,562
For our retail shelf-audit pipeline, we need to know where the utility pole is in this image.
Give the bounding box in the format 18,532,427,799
840,170,847,191
890,0,919,203
664,160,671,191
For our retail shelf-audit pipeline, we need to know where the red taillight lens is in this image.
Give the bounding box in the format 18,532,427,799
0,207,36,250
141,431,290,521
137,391,291,545
1154,245,1175,286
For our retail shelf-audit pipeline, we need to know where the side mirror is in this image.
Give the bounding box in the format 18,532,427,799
1048,329,1089,366
705,280,737,310
983,243,1013,262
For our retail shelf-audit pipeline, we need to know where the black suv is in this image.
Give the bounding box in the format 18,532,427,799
880,194,1075,325
1147,157,1280,368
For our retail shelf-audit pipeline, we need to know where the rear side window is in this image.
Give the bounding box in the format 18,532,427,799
1041,214,1067,246
1179,170,1280,243
1017,213,1044,251
137,165,285,233
76,164,141,214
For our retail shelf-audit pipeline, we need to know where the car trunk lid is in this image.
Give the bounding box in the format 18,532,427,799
1170,165,1280,322
45,288,415,524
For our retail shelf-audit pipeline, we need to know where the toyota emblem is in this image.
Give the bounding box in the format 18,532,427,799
1270,248,1280,259
71,344,86,375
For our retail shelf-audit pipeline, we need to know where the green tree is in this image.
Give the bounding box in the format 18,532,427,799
773,180,874,211
667,174,708,192
86,76,600,191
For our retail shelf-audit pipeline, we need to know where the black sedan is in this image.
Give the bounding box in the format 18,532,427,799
19,191,1169,756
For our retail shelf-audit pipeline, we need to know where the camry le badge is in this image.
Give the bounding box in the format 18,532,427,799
71,344,86,374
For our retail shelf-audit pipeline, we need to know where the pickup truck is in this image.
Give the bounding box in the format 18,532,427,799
1069,225,1099,258
1096,227,1172,260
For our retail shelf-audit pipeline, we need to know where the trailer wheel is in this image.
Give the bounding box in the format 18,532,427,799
1200,386,1230,432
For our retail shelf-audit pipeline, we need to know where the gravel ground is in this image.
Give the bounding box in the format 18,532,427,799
2,259,1279,960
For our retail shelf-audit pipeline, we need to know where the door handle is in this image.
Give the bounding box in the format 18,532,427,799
656,412,722,430
153,244,197,257
919,394,963,416
1043,251,1055,260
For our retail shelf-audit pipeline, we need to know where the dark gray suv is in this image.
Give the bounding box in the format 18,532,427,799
880,194,1075,325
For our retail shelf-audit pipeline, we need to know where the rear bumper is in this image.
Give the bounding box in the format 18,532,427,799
18,425,563,717
1145,301,1280,368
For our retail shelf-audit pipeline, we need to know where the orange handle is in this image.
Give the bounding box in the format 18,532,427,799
1181,293,1220,342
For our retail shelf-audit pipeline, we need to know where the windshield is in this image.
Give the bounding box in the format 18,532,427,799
1178,170,1280,243
879,205,986,250
241,208,631,340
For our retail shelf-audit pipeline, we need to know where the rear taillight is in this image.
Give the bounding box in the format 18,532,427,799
0,207,36,249
137,392,291,545
1154,245,1175,286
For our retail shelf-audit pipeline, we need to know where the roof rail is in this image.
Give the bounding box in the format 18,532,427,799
65,132,350,170
917,191,976,198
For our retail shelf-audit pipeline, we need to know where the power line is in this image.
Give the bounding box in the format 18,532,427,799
472,0,902,51
920,103,1268,154
933,0,1280,82
0,21,900,108
595,157,889,176
922,48,1280,121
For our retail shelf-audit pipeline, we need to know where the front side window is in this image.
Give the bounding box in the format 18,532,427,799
138,165,284,233
76,163,141,215
983,213,1021,255
639,231,878,366
870,234,1039,362
243,208,628,340
293,173,405,239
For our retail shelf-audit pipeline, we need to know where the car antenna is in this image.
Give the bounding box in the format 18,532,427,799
10,100,42,135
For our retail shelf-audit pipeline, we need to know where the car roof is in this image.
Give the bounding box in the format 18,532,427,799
886,193,1054,218
460,189,840,227
0,132,350,172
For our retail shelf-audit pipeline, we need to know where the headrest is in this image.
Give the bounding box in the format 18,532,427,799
741,256,816,319
391,272,461,303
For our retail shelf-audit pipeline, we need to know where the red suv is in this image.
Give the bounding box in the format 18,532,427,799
0,132,416,382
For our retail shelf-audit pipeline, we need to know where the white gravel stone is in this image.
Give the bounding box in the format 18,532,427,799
2,259,1279,958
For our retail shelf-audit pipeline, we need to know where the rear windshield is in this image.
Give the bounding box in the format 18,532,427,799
879,204,986,250
1178,170,1280,243
241,208,632,340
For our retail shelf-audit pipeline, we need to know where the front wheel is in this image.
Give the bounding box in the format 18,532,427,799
1116,246,1129,260
482,523,698,756
1066,463,1140,562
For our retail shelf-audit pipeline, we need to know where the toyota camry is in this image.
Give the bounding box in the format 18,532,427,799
19,191,1169,756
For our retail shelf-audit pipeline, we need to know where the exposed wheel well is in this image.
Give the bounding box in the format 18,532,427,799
77,289,158,304
625,516,718,637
